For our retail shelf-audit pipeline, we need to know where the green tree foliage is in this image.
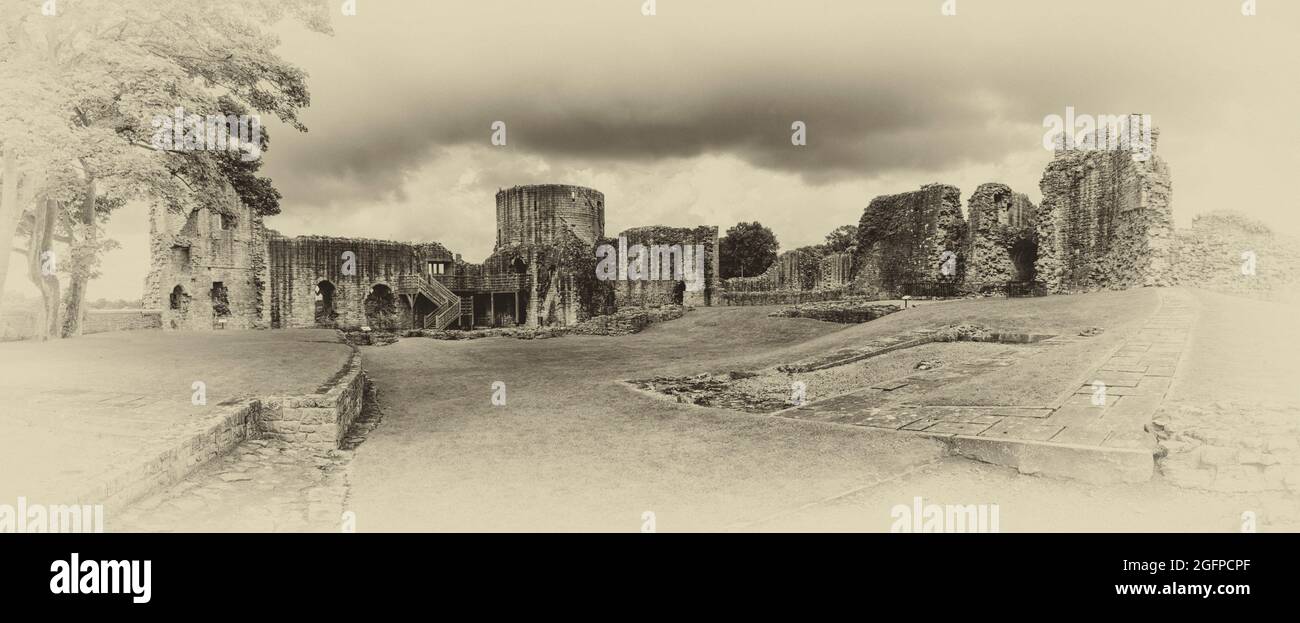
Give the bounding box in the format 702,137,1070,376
719,221,778,279
823,224,858,254
0,0,331,337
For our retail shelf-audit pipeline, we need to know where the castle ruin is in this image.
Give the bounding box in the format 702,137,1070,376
722,118,1173,300
1036,125,1174,292
147,184,719,332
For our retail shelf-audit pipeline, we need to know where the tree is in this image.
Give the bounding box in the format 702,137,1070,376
0,0,330,338
823,224,858,254
719,221,779,279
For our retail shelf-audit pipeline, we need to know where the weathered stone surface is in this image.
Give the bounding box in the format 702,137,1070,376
1172,211,1300,301
853,183,966,296
146,184,271,331
769,299,901,324
144,182,713,336
1035,121,1174,292
615,226,720,307
965,183,1038,293
946,434,1154,484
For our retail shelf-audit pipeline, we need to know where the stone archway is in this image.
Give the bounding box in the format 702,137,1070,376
1009,238,1038,283
364,284,399,330
315,280,338,326
168,285,190,329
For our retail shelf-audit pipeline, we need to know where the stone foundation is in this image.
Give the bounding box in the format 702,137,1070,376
260,352,367,449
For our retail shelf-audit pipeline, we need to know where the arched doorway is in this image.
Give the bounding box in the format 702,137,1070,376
363,284,399,330
1010,238,1038,283
315,280,338,326
672,281,686,304
168,285,190,329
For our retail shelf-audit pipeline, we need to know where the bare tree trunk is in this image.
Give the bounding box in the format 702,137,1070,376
26,197,61,340
0,149,21,299
61,173,97,337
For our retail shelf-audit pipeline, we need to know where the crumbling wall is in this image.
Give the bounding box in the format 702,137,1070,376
611,225,720,307
266,236,447,329
1036,126,1173,292
1172,211,1300,300
146,185,270,331
723,246,823,293
819,252,854,289
853,183,966,296
965,183,1038,292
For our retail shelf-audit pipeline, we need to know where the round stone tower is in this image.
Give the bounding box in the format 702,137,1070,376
495,184,605,248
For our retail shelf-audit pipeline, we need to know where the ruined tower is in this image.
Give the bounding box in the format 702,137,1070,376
145,185,270,331
1036,119,1173,292
495,184,605,248
965,183,1038,293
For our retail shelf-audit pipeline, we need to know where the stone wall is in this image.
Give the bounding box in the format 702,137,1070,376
965,183,1038,292
1036,124,1174,292
611,225,720,307
819,252,853,289
260,352,367,450
723,246,824,293
569,305,686,336
267,236,451,329
1172,211,1300,301
853,183,966,296
496,184,606,247
770,300,901,324
720,289,847,306
82,309,163,334
83,400,261,512
80,354,368,511
146,185,270,331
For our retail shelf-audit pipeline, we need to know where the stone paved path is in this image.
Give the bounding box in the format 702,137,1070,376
112,397,382,532
112,439,350,532
0,330,350,506
774,288,1196,453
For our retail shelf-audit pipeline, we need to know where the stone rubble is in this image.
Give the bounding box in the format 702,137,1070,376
769,299,901,324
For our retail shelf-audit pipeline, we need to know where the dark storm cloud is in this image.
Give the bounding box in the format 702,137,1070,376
259,0,1287,214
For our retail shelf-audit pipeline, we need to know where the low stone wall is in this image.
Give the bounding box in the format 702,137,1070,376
771,300,901,324
83,400,261,512
569,305,686,336
721,289,847,306
78,352,368,513
414,326,567,341
261,351,367,449
83,309,163,334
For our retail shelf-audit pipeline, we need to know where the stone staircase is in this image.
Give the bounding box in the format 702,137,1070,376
396,274,460,330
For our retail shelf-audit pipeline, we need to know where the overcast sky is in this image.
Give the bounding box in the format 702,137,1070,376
15,0,1300,301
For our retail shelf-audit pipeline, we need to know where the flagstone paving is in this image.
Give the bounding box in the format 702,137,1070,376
772,289,1196,468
